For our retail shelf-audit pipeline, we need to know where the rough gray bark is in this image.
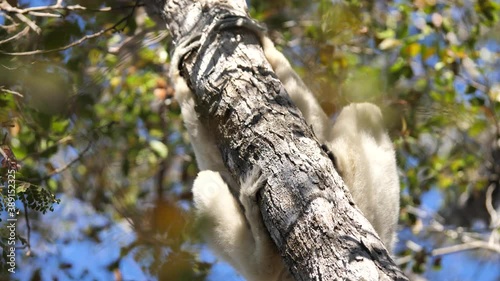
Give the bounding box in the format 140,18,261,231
145,0,408,280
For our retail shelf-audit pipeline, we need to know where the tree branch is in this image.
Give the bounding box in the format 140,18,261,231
0,1,141,56
0,1,41,33
42,141,92,179
0,86,24,97
22,201,32,256
397,205,500,265
431,240,500,256
146,0,408,279
0,2,142,16
0,25,28,45
486,184,499,228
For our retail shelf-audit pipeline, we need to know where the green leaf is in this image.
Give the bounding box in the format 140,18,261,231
149,140,169,159
16,182,30,194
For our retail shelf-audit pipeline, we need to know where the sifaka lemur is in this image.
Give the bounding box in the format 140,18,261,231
170,30,400,281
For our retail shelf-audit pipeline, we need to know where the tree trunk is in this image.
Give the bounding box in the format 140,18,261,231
145,0,408,280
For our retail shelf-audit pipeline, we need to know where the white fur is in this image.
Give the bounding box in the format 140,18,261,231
170,47,290,280
261,37,333,142
328,103,399,251
170,57,237,189
263,38,400,250
172,36,400,281
193,170,292,281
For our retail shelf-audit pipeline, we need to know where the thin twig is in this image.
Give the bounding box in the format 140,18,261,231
42,140,93,179
19,136,73,162
485,184,499,228
0,3,143,16
0,10,15,21
397,238,500,265
400,205,500,260
0,146,8,159
456,74,488,93
432,240,500,256
0,11,18,29
13,12,41,34
22,11,61,18
0,1,41,33
22,201,32,256
0,27,109,55
0,26,29,45
27,3,139,13
0,1,139,56
0,86,24,97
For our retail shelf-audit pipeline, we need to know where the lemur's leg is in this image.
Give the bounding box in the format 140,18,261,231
192,170,291,281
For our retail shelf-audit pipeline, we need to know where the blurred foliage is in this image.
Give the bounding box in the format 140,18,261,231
0,0,499,280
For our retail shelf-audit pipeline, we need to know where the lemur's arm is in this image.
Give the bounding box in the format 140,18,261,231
261,37,333,143
170,43,237,189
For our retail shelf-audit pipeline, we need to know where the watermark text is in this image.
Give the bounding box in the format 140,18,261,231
6,168,17,273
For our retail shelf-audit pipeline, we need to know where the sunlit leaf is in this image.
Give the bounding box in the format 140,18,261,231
379,38,402,50
149,140,169,159
403,43,421,57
